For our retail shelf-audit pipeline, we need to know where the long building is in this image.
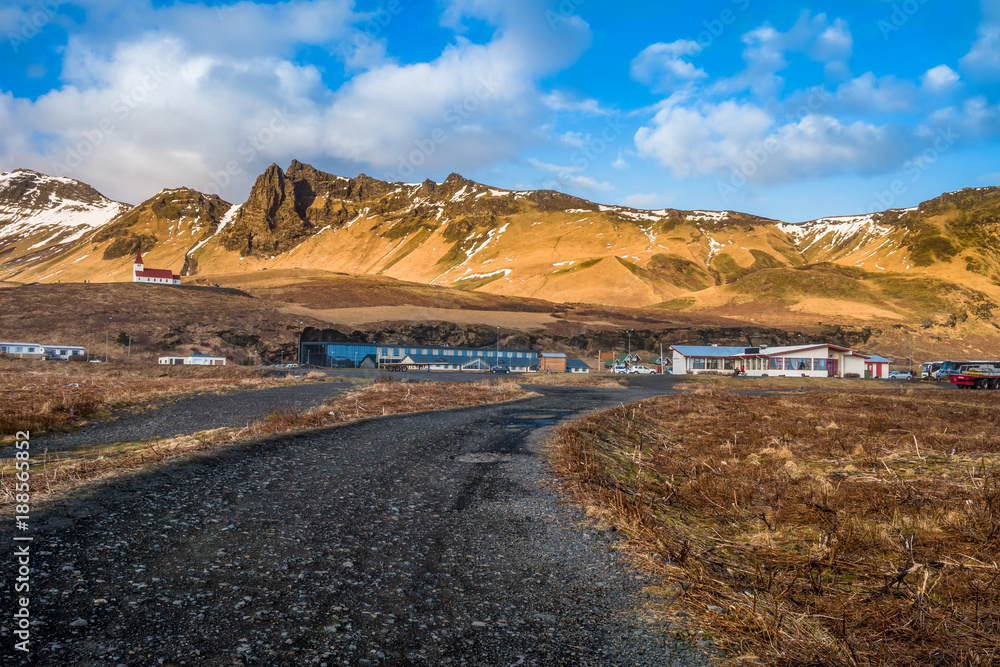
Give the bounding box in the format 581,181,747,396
300,341,540,372
670,344,889,378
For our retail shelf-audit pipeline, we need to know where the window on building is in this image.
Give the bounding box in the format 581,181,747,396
814,358,827,369
691,357,706,369
723,359,735,370
705,358,720,369
768,357,779,370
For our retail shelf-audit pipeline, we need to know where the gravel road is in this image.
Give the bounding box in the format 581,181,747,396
1,383,712,666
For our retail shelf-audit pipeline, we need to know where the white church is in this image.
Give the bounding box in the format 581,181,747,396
132,249,181,285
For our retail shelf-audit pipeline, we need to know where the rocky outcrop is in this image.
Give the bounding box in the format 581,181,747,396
94,188,230,259
222,161,396,256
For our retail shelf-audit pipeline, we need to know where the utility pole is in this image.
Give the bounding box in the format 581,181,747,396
496,327,500,365
625,329,633,368
296,321,304,365
127,333,131,362
105,316,111,362
660,342,663,374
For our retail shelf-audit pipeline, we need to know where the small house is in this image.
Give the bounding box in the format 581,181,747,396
540,352,567,373
41,345,87,360
566,359,591,374
158,354,227,366
0,342,46,359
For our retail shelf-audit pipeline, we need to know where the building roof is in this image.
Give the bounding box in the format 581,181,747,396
135,249,143,264
40,344,85,350
671,345,748,358
0,341,43,347
135,268,179,280
671,344,861,359
540,352,567,358
865,355,892,364
402,354,456,364
566,359,591,369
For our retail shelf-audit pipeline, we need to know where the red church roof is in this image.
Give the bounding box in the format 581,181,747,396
134,249,143,264
135,268,179,280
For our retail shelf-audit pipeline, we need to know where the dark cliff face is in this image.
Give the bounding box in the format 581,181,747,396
222,161,397,256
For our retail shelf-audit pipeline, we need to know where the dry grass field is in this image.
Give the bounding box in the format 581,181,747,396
0,360,295,439
550,389,1000,666
0,377,532,503
673,375,948,391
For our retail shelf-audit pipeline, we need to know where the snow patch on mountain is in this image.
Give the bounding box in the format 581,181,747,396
0,170,129,245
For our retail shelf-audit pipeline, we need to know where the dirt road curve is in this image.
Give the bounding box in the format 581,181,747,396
2,383,711,666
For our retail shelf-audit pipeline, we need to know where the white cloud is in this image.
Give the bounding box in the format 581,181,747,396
560,131,590,147
542,91,613,116
630,40,706,91
0,0,593,203
715,12,853,98
612,151,629,169
837,73,917,113
622,192,659,208
527,156,611,192
921,65,961,92
634,97,905,183
634,98,773,177
960,1,1000,79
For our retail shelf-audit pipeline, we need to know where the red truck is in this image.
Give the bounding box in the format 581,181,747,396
950,366,1000,389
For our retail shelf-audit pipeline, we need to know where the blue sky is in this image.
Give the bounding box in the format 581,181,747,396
1,0,998,221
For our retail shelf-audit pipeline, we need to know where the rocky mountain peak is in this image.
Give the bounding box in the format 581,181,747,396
0,168,124,215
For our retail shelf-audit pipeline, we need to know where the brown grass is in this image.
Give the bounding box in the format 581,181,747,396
673,375,945,391
0,360,302,439
549,389,1000,666
515,373,627,388
1,378,532,503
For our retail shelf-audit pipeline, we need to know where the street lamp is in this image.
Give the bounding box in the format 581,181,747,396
625,329,633,367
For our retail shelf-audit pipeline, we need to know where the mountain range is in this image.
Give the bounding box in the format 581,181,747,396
1,163,998,344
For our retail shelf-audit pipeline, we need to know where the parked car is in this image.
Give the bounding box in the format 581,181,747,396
888,370,914,381
628,365,656,374
611,365,629,374
490,365,510,374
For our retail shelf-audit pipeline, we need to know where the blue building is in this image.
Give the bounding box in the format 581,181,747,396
299,341,540,371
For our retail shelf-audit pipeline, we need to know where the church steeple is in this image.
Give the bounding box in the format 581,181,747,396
133,248,143,282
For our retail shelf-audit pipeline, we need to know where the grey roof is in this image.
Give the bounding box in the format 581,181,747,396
566,359,591,369
671,345,749,358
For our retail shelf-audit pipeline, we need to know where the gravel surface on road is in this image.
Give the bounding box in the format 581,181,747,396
8,381,358,456
1,383,713,666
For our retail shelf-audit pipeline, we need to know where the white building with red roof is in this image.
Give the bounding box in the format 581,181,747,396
132,249,180,285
